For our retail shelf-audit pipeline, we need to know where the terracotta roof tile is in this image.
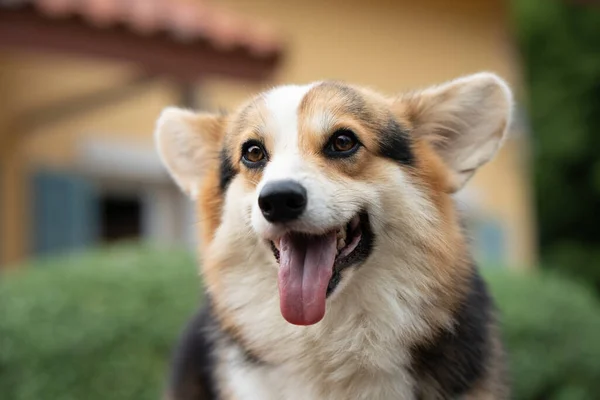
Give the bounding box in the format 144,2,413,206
1,0,282,56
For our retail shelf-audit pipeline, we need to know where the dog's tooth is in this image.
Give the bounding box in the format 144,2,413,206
337,238,346,251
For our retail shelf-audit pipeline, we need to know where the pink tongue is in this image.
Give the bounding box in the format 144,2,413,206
277,231,337,325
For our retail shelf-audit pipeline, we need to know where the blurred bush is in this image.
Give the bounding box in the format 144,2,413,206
484,269,600,400
0,244,200,400
512,0,600,293
1,246,600,399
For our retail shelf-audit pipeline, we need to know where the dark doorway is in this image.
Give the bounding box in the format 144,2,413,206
99,195,142,243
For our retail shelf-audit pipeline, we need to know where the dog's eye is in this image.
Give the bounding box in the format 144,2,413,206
325,129,360,157
333,134,356,152
242,141,267,166
245,145,264,162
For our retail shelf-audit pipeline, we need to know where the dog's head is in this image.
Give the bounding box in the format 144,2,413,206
155,73,512,326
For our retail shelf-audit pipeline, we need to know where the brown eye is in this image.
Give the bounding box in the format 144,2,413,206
325,129,360,157
242,141,267,167
333,134,356,152
245,145,264,162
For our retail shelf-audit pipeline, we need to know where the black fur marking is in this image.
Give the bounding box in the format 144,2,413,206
166,305,218,400
167,299,266,400
377,118,414,165
218,149,237,192
410,269,492,398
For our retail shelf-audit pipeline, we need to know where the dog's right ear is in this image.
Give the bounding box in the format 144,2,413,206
155,107,226,199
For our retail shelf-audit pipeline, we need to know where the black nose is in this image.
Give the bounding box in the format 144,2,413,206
258,180,307,223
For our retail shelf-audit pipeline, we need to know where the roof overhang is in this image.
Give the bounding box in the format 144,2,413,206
0,4,283,82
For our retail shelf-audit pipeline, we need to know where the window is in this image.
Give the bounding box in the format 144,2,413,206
99,195,142,243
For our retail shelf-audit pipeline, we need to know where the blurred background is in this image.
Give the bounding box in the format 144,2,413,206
0,0,599,399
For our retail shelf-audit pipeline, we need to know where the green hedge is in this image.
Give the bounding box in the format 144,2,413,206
1,245,600,400
0,244,200,400
484,269,600,400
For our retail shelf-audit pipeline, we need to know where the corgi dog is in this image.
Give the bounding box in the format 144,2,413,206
155,72,512,400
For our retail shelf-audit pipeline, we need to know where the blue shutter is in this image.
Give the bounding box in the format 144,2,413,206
473,218,506,267
32,170,99,257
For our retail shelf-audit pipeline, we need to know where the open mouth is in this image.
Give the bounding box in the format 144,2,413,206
269,212,373,326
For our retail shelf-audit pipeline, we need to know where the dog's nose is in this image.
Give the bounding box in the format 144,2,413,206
258,180,307,223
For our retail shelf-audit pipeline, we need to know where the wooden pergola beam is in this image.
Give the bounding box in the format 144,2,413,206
11,74,157,135
0,7,282,82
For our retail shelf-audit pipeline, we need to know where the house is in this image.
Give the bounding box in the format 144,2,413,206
0,0,536,269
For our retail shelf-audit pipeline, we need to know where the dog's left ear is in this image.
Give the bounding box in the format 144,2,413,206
397,72,513,193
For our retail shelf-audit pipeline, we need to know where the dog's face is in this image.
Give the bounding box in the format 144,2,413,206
155,73,512,326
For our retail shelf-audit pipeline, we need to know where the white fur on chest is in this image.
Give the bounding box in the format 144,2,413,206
223,344,416,400
226,365,416,400
213,246,443,400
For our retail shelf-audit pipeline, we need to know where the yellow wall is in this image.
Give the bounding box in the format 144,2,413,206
0,0,536,267
205,0,521,100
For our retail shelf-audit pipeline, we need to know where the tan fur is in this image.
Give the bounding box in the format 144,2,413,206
198,167,226,249
155,73,513,400
299,86,395,182
409,139,469,291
